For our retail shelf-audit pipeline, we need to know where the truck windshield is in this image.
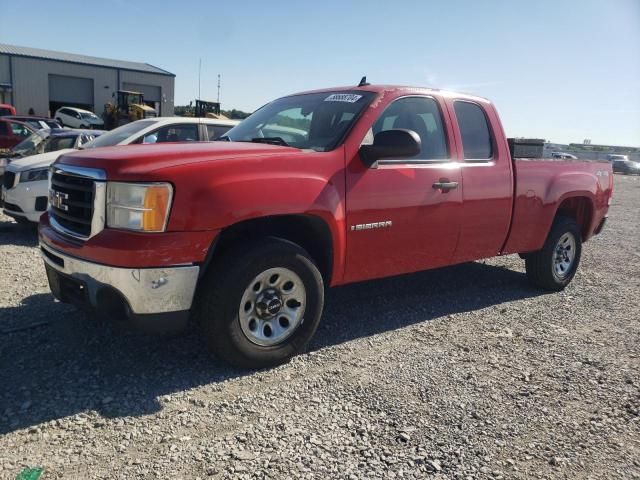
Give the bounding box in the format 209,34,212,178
222,91,375,151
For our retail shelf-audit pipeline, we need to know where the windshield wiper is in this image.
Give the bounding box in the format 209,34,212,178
250,137,289,147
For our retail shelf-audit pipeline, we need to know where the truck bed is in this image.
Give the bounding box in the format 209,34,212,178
503,158,612,254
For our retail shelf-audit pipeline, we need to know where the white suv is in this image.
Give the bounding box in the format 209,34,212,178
1,117,238,223
54,107,105,129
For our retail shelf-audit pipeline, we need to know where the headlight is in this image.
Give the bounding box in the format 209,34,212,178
106,182,173,232
19,168,49,183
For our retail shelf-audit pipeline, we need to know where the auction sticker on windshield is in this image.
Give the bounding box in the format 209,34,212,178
324,94,363,103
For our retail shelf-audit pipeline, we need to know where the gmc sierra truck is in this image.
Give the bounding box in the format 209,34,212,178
39,84,613,368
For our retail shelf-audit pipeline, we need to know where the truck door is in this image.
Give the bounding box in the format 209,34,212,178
343,95,463,283
444,99,513,263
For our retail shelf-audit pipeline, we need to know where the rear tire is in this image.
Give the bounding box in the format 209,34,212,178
196,238,324,368
56,118,64,127
525,216,582,291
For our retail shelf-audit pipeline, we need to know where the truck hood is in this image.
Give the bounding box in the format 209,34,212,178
56,141,305,178
8,148,76,172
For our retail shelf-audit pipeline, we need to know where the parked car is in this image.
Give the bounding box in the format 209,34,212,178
79,116,239,149
607,154,629,163
1,128,98,175
612,159,640,175
551,151,578,159
0,103,17,116
39,84,612,369
1,117,238,223
1,129,103,222
4,115,62,130
54,107,104,129
0,118,36,150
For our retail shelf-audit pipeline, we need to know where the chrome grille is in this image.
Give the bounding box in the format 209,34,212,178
48,165,106,240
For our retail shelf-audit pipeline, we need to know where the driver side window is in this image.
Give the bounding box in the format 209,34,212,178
143,124,198,143
372,97,449,161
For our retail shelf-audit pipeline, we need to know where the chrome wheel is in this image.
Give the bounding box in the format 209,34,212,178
239,267,306,346
553,232,576,279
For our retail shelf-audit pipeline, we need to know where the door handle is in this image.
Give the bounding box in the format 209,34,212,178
432,180,459,191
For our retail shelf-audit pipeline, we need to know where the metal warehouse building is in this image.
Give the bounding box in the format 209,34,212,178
0,43,175,118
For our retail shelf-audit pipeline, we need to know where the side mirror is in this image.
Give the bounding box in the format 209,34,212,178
359,129,421,166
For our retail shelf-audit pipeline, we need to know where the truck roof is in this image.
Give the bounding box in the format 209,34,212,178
290,84,492,105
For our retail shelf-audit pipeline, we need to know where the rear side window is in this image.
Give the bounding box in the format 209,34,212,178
454,101,493,159
11,122,31,137
206,124,232,140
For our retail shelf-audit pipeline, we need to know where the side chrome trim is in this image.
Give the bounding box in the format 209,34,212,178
52,164,107,180
48,164,106,241
90,182,106,238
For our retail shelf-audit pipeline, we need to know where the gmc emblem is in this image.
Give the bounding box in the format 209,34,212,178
49,190,69,211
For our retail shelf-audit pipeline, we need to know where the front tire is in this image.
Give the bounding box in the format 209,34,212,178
197,238,324,368
14,216,32,225
525,216,582,291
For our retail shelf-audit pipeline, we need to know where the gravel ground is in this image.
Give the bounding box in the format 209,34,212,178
0,175,638,480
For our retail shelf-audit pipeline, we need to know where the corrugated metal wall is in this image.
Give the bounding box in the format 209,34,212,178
11,57,116,117
0,55,11,104
6,56,174,117
0,54,10,84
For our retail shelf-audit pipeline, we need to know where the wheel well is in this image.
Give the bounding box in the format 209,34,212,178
208,215,334,284
556,197,593,240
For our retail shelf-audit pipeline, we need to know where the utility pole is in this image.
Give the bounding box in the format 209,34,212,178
198,58,202,100
217,74,221,103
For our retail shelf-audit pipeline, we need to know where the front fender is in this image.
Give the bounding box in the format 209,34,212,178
159,152,347,282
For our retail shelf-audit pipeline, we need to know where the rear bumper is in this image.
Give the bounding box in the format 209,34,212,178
41,242,199,332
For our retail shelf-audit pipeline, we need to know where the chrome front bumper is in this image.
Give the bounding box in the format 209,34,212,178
40,242,200,315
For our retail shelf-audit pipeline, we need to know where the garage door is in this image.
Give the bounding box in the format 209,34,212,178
122,83,161,102
49,75,94,105
49,75,94,114
123,82,161,114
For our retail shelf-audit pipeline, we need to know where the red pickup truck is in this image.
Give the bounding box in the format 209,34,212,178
39,84,612,368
